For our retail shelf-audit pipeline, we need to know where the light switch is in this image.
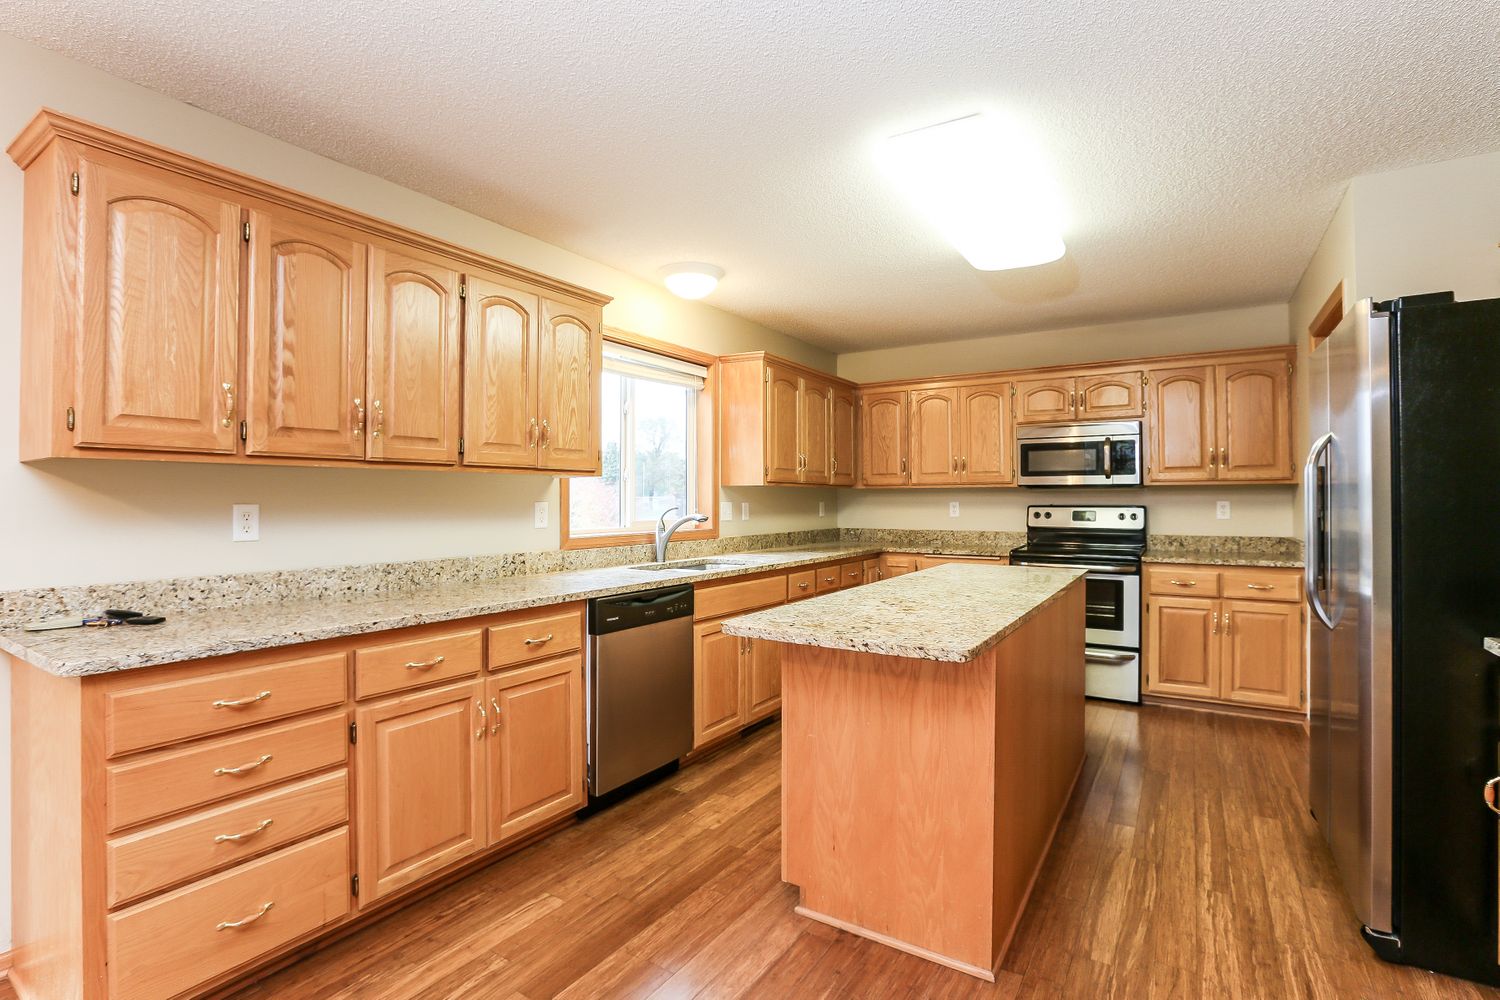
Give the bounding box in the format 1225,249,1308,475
534,501,549,528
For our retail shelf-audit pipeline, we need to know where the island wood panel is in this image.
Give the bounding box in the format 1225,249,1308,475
1146,365,1216,482
461,272,539,468
537,297,600,472
858,389,908,486
76,150,243,453
909,387,961,485
1076,370,1143,418
244,207,367,459
1216,358,1293,480
366,244,462,464
959,382,1013,485
781,579,1085,978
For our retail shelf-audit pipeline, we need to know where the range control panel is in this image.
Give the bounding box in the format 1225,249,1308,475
1027,505,1145,529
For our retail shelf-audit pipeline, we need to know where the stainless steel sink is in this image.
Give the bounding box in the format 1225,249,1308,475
627,559,751,573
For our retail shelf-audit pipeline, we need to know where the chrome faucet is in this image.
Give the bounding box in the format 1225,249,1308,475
655,506,708,562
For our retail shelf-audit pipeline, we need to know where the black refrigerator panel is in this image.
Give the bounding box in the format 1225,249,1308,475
1385,292,1500,985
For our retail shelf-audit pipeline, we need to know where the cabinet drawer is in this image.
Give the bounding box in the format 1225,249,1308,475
107,827,350,1000
1221,568,1302,603
787,570,817,601
840,561,863,588
107,711,348,832
487,607,583,670
354,628,482,699
695,574,788,619
103,652,347,758
107,771,349,907
1146,567,1221,597
815,565,842,593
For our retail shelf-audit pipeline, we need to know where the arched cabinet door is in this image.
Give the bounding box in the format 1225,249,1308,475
959,382,1014,485
1014,376,1076,425
764,364,803,484
463,274,540,468
245,209,367,459
1146,366,1216,482
800,378,833,484
858,390,909,487
366,245,462,464
1215,359,1292,481
908,387,961,485
1077,371,1143,419
75,153,243,453
537,297,601,472
831,386,856,486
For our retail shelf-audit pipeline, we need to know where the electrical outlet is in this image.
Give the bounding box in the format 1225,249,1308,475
949,501,961,518
741,502,750,521
1216,500,1231,520
534,501,549,528
231,504,259,542
818,501,826,517
720,500,734,521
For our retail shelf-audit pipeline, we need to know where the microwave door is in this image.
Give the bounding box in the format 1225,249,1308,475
1021,440,1104,484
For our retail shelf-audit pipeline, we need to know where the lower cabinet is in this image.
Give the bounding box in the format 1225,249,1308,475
485,654,585,844
880,553,918,578
914,554,1009,570
355,679,488,903
693,619,747,746
745,635,783,722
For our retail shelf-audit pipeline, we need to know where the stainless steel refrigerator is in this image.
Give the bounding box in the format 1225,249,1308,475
1306,292,1500,986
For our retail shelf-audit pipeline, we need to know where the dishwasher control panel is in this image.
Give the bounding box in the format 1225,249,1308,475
588,585,695,636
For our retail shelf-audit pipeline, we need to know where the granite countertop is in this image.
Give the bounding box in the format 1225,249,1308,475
0,545,883,678
721,564,1086,663
1141,549,1303,568
1486,638,1500,657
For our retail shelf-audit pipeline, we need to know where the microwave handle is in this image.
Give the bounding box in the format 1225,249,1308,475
1103,437,1112,479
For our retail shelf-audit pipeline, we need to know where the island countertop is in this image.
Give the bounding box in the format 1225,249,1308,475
721,563,1086,662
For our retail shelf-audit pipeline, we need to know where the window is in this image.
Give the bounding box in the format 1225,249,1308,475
563,335,717,546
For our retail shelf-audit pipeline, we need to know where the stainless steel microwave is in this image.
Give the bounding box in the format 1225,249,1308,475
1016,421,1142,487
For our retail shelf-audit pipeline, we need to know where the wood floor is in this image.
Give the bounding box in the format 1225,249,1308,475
177,703,1500,999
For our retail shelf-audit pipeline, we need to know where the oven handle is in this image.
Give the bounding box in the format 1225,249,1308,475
1013,561,1138,575
1085,650,1136,664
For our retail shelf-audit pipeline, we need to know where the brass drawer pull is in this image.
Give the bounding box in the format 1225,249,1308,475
522,634,554,647
823,576,836,584
214,754,273,777
213,690,271,709
217,901,274,931
797,582,810,590
404,655,446,670
214,818,274,844
1486,777,1500,815
1245,583,1276,591
1167,579,1198,588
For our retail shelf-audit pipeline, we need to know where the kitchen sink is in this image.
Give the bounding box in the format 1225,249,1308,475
627,559,751,573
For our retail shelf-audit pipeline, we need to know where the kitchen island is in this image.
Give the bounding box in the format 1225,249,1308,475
722,564,1087,980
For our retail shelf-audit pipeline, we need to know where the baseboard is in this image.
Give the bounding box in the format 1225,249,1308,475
793,905,997,982
1142,693,1306,725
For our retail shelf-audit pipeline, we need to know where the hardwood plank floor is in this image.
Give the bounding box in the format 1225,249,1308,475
215,704,1499,1000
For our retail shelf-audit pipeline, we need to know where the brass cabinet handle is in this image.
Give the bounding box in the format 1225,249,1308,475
1485,777,1500,815
214,754,273,777
476,699,486,740
1071,390,1078,411
1245,582,1276,591
900,457,907,474
523,634,554,646
528,418,538,447
404,655,446,670
353,397,365,437
961,457,968,472
213,690,272,709
1208,447,1216,468
876,568,884,579
1212,611,1219,634
951,456,958,473
797,581,810,590
371,399,384,439
1224,611,1232,635
221,382,235,428
490,696,503,735
1221,446,1228,467
217,901,274,931
540,418,550,448
1168,579,1197,588
824,575,836,583
214,818,274,844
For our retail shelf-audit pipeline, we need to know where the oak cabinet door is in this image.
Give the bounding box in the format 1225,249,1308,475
463,274,540,468
1077,371,1143,419
355,680,485,903
879,554,918,578
959,382,1014,485
831,386,857,486
744,636,782,722
862,558,882,584
1145,596,1220,700
800,378,833,484
245,209,366,459
1014,376,1075,425
537,298,600,472
76,154,242,453
1215,359,1292,481
694,621,746,747
1221,600,1302,709
858,390,908,486
486,655,584,845
765,364,803,484
908,387,961,485
1146,366,1216,482
367,246,462,464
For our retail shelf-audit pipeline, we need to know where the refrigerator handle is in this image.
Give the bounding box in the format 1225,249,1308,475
1303,432,1336,629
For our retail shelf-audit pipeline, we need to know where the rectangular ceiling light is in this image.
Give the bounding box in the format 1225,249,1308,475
878,112,1066,271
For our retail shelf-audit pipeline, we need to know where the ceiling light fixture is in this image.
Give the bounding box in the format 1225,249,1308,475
659,263,725,299
877,112,1067,271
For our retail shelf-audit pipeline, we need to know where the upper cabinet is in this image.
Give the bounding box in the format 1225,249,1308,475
906,381,1013,486
1015,370,1142,425
1014,376,1075,425
718,353,856,487
908,387,961,485
9,110,609,473
857,389,909,487
1145,354,1293,483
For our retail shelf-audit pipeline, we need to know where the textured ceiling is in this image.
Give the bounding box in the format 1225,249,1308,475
5,1,1499,353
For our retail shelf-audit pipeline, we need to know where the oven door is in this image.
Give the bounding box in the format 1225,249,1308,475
1082,571,1140,648
1016,431,1141,487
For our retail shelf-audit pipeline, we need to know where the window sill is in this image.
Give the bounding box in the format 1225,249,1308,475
560,525,720,552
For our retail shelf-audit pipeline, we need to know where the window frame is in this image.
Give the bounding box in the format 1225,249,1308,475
560,328,719,550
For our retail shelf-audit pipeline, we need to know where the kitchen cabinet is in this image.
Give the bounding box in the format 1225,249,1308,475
355,679,486,902
1018,371,1142,426
958,382,1014,484
485,654,585,844
831,385,857,486
858,389,909,486
1144,595,1220,700
1220,600,1302,709
914,554,1009,570
880,553,919,578
744,635,783,722
245,208,368,460
717,353,857,486
537,296,602,472
909,387,961,485
74,152,244,454
1014,376,1075,425
693,619,746,747
461,272,540,468
1146,356,1292,483
863,558,883,584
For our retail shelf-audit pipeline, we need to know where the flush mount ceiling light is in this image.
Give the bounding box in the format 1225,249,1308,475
659,262,725,299
877,112,1067,271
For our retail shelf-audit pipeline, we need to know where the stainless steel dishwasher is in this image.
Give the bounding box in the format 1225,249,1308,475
587,585,695,797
